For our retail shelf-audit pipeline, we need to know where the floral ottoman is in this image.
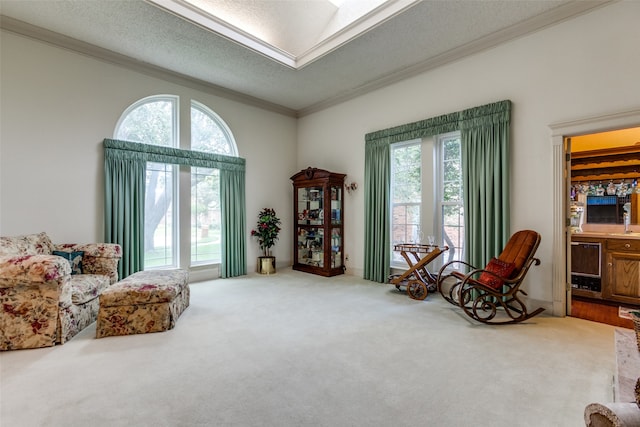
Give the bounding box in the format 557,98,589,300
96,269,189,338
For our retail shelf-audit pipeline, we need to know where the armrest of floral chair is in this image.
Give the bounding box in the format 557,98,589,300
50,243,122,345
0,254,72,350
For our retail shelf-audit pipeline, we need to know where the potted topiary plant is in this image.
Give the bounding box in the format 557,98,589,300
251,208,281,274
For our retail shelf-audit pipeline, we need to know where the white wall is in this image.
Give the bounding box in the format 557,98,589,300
0,31,297,273
296,1,640,304
2,1,640,305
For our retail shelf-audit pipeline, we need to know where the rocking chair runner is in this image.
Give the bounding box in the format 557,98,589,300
436,229,544,324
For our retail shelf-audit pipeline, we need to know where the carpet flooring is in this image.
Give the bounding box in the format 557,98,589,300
0,269,618,426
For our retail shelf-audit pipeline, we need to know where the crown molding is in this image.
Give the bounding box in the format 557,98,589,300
1,0,616,118
550,107,640,137
0,15,298,118
297,0,615,117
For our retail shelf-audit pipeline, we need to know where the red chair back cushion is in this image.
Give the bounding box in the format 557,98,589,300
478,257,517,290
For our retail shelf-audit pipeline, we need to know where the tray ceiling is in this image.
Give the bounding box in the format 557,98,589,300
149,0,412,68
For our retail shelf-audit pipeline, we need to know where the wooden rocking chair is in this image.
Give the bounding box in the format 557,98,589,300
436,230,544,324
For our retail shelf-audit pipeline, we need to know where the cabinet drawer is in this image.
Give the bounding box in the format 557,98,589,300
607,239,640,252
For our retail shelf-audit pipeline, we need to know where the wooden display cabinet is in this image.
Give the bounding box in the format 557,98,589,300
291,167,346,277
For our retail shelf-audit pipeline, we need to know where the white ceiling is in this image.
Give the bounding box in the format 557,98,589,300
0,0,612,116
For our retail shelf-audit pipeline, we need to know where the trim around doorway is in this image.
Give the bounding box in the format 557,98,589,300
549,107,640,317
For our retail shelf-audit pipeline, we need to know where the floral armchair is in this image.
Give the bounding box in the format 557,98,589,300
0,232,121,350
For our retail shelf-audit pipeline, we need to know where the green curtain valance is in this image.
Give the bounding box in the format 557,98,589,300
365,100,510,146
459,100,511,130
104,138,245,171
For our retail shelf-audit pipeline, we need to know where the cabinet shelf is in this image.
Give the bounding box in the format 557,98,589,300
291,167,346,277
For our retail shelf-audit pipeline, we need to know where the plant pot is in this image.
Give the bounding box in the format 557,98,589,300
257,256,276,275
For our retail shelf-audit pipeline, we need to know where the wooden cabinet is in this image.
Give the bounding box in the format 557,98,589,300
571,235,640,305
604,239,640,304
291,167,346,277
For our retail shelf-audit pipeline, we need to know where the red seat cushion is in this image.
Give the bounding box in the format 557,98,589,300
478,257,516,290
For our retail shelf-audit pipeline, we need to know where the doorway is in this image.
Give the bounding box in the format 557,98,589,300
549,108,640,325
568,127,640,328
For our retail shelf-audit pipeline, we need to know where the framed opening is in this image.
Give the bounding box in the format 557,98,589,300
550,108,640,318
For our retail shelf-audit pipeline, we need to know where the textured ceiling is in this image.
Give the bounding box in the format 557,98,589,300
0,0,612,116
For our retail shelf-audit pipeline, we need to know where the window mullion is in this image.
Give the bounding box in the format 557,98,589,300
178,165,191,270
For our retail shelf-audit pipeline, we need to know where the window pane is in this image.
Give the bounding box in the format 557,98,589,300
116,100,175,146
392,144,421,203
443,181,461,202
191,167,221,264
191,104,234,155
443,138,460,160
442,204,464,264
391,141,421,265
145,162,176,268
190,101,236,267
115,97,179,270
439,132,464,265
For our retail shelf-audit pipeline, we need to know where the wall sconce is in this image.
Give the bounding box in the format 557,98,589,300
345,182,358,194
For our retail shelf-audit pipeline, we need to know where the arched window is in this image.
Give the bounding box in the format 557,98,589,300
114,95,238,270
189,100,238,265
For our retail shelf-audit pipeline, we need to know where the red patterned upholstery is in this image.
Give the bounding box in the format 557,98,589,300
478,257,516,289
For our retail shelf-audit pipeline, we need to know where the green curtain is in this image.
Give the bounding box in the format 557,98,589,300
363,140,391,282
104,150,145,279
220,169,246,278
363,100,510,282
103,139,246,278
460,102,511,268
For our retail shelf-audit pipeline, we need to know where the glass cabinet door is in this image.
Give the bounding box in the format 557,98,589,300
330,186,342,225
297,226,324,268
331,227,341,268
297,187,324,226
330,186,343,268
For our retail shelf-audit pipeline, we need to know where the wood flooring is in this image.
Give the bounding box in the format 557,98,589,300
571,297,636,329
